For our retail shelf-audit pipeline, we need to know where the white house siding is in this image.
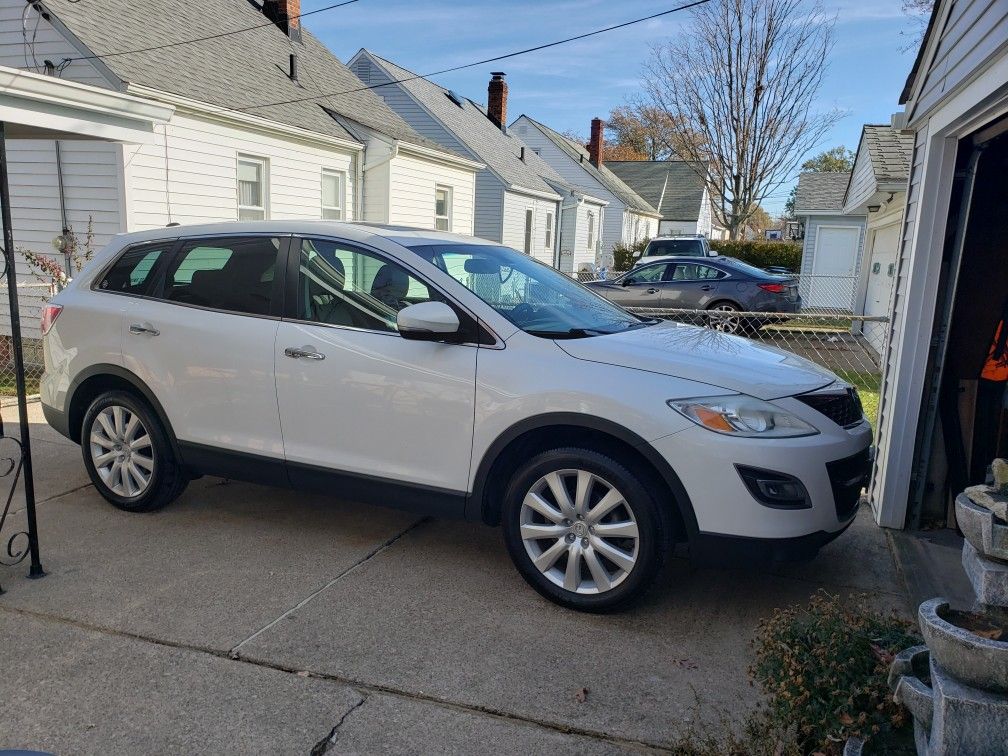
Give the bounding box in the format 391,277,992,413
697,191,714,237
599,199,627,258
846,144,879,211
387,153,474,234
798,215,866,310
0,0,110,87
501,191,558,265
573,201,607,272
121,111,357,229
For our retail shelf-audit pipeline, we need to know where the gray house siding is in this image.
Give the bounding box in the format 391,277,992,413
474,172,504,243
871,124,928,497
846,145,877,210
909,0,1008,122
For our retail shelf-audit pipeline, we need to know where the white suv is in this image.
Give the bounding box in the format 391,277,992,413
40,222,872,611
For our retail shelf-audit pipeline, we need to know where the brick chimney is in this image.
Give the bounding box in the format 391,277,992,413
589,117,604,168
487,72,508,131
264,0,302,42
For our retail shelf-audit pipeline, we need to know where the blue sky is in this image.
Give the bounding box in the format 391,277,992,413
306,0,926,214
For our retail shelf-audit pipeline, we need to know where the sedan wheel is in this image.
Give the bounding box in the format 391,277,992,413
520,469,639,594
90,405,155,498
708,302,742,334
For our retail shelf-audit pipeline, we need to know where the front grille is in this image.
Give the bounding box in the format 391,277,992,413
796,388,864,428
826,448,872,521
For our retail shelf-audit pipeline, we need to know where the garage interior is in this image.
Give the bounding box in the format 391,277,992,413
915,116,1008,528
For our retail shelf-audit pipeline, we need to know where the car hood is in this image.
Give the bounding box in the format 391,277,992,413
556,321,836,400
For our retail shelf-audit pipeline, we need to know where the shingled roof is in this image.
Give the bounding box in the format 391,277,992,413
861,125,914,184
517,117,660,216
41,0,460,157
355,51,560,198
794,172,852,214
606,161,707,222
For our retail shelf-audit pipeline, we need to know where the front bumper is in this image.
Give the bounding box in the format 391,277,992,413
688,514,858,565
652,416,873,543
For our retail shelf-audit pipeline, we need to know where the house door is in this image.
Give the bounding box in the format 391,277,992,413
808,226,859,310
863,222,899,354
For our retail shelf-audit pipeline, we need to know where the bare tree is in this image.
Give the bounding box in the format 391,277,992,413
642,0,844,239
901,0,935,51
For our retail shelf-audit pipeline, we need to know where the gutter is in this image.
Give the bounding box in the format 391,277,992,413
507,184,562,202
396,140,484,171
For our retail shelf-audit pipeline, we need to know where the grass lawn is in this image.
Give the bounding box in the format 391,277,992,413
835,369,880,435
0,374,41,397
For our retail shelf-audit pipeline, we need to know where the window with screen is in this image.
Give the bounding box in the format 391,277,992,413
435,186,452,231
162,236,280,316
545,211,554,249
321,169,345,220
237,155,268,221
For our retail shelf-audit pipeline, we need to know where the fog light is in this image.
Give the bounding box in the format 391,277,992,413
736,465,811,509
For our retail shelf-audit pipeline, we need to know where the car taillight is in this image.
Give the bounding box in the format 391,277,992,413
40,304,63,335
758,283,786,294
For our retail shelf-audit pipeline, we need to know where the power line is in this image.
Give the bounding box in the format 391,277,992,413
235,0,709,112
66,0,361,62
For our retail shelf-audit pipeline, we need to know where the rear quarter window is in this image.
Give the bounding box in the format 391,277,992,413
96,244,168,295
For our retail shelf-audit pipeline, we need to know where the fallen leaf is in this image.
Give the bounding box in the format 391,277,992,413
297,670,311,678
973,627,1004,641
574,687,589,703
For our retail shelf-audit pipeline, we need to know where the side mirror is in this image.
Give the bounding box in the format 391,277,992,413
709,250,719,257
397,301,461,341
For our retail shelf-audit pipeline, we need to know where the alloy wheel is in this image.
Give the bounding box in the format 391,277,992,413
709,304,741,334
519,469,639,594
89,405,155,498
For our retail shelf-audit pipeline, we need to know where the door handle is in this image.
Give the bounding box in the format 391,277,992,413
700,285,713,291
284,346,325,361
647,288,659,294
129,323,159,336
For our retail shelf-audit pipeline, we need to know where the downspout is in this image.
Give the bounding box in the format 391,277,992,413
354,145,364,222
54,139,71,274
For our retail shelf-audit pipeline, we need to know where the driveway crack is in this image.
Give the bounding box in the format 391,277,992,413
309,695,367,755
228,517,429,657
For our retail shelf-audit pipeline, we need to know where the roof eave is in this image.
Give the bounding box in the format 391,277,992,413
124,83,365,152
506,184,562,201
397,139,484,171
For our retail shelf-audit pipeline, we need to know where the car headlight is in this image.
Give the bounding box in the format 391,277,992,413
667,395,819,438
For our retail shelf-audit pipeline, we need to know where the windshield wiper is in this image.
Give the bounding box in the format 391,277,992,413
527,327,608,339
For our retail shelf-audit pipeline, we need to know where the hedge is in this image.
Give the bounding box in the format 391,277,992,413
710,239,802,271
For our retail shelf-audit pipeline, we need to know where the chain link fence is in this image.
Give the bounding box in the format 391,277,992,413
576,267,887,433
0,283,51,396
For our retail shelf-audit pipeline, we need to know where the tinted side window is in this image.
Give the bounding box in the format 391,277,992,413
97,244,167,295
163,236,280,316
299,238,440,332
625,264,667,284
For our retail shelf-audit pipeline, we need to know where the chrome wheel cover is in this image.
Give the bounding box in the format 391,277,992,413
89,405,154,498
519,469,639,594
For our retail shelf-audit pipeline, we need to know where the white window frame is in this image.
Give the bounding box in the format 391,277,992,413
435,185,452,231
544,210,554,249
321,168,346,220
236,154,269,221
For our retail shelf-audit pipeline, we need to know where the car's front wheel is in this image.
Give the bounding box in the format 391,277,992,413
502,448,670,612
81,390,188,512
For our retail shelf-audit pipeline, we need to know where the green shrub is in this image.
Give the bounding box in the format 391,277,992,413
748,591,920,755
710,239,802,271
612,237,649,271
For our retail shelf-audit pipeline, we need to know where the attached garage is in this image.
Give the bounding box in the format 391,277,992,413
868,0,1008,530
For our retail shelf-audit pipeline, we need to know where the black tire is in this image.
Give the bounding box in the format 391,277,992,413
81,390,188,512
501,447,672,612
706,300,750,335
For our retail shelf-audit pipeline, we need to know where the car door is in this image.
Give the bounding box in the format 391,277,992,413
274,236,478,503
607,262,669,307
662,262,725,309
120,234,287,481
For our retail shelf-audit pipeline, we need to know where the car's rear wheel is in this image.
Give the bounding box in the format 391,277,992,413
81,390,187,512
502,447,670,612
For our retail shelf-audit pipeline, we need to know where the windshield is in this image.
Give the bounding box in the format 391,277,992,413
410,243,647,338
645,239,705,256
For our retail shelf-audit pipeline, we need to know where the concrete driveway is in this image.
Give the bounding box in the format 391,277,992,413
0,403,909,755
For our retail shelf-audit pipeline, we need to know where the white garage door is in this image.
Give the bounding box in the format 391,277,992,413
863,223,900,354
807,226,860,310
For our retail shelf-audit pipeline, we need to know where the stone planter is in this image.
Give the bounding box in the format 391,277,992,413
956,492,1008,561
918,598,1008,694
